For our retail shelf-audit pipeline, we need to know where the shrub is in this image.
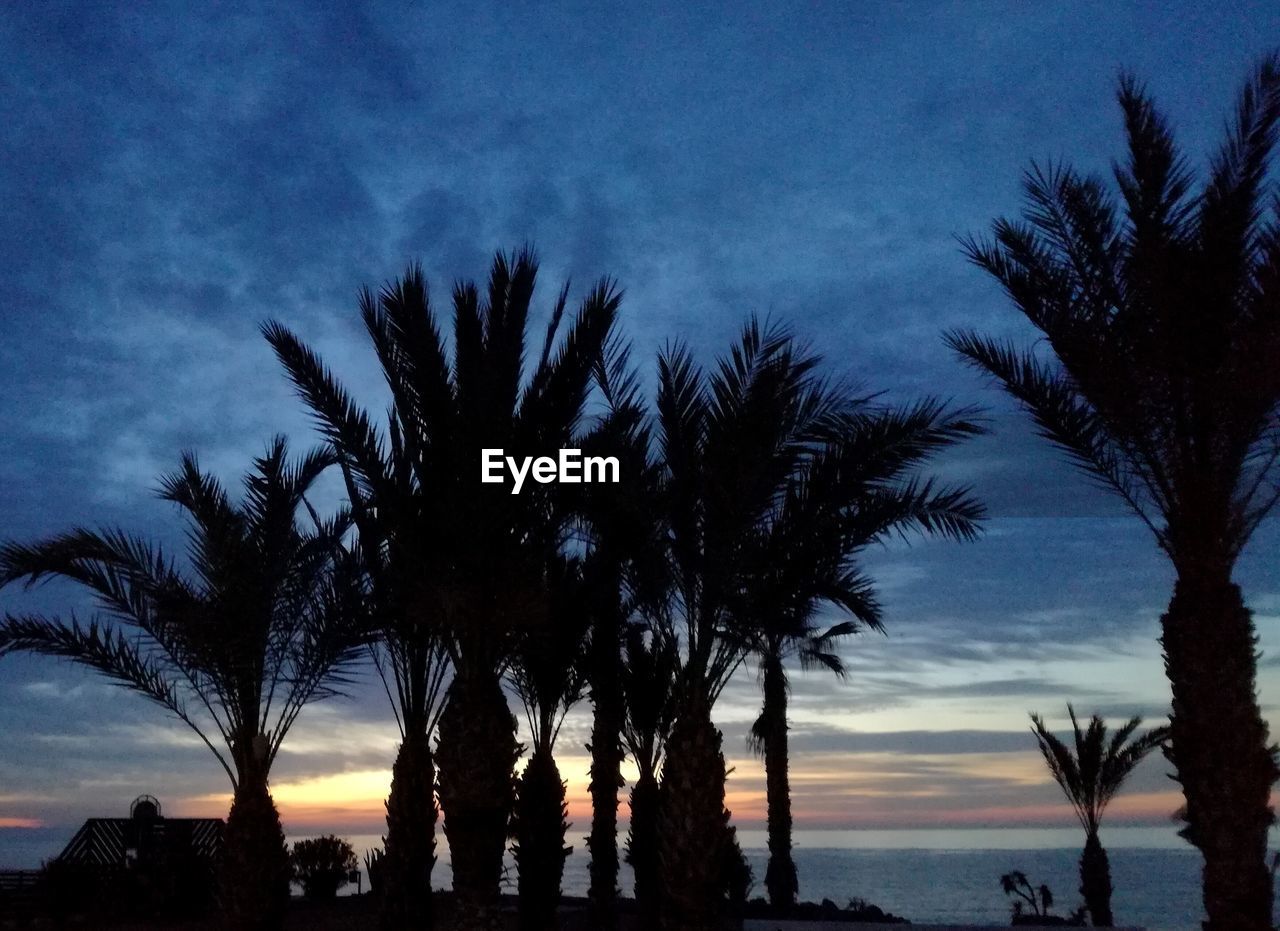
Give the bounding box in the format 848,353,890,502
1001,870,1087,926
290,835,358,901
364,845,385,896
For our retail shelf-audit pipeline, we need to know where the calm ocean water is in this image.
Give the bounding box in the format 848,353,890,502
0,825,1218,930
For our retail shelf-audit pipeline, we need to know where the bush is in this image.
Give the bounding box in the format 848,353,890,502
291,835,358,901
1001,870,1087,926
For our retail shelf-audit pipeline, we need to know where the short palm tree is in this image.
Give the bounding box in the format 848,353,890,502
620,621,679,923
268,251,621,931
1030,706,1168,927
0,439,365,931
738,398,984,909
947,57,1280,930
508,554,590,931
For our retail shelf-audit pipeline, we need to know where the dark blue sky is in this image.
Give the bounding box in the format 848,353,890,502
2,2,1279,846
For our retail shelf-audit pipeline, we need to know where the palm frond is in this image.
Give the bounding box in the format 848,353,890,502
262,320,391,501
0,613,237,785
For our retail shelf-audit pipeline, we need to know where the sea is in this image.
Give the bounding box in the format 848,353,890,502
0,825,1215,930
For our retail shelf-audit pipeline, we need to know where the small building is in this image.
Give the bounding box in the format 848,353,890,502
40,795,225,919
57,795,223,870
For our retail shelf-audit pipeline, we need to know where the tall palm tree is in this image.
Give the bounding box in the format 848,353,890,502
737,398,984,909
575,339,670,930
947,57,1280,930
620,621,678,924
266,283,455,929
653,319,851,929
1030,706,1168,927
267,251,621,931
0,439,365,931
508,554,590,931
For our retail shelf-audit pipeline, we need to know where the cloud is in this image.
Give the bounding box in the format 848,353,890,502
2,0,1279,848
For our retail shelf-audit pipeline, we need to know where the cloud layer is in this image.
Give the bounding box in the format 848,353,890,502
3,1,1280,858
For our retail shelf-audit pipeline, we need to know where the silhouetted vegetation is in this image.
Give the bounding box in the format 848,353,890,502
576,338,668,930
1030,706,1168,926
949,53,1280,930
508,555,589,929
290,835,358,901
267,273,456,929
744,895,910,924
1001,871,1087,926
640,318,982,928
0,440,366,931
363,846,385,898
270,249,620,931
620,621,678,923
734,360,984,908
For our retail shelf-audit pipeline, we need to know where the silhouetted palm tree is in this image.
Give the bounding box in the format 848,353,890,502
0,439,365,931
620,621,679,923
653,319,861,929
268,251,621,931
1030,706,1168,927
266,281,456,929
738,397,984,909
574,339,670,929
508,555,590,931
947,57,1280,930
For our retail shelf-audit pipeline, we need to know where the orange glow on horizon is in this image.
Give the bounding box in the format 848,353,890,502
159,760,1202,834
0,818,43,829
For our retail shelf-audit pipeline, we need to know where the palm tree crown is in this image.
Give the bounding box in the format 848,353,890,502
739,390,988,723
946,60,1280,573
266,251,621,678
0,437,364,789
1031,706,1168,835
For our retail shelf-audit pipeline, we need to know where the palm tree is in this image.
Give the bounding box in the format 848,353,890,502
653,319,855,929
348,461,451,931
267,251,621,931
737,398,984,909
508,554,590,931
266,283,455,929
575,339,670,929
0,439,365,931
1030,706,1168,927
947,57,1280,930
620,621,679,924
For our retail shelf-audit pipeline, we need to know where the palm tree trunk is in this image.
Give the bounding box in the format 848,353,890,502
1160,572,1279,931
220,775,290,931
436,668,521,931
380,728,437,929
625,768,661,924
513,745,570,930
587,611,623,929
761,656,798,910
1079,830,1113,927
656,692,729,931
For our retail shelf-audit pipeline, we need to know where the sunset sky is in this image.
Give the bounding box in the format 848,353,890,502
3,2,1280,854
